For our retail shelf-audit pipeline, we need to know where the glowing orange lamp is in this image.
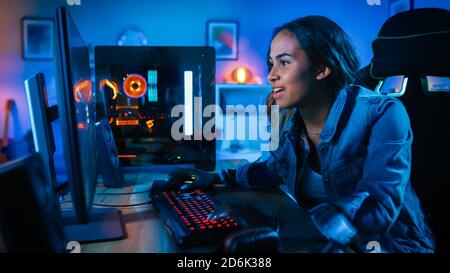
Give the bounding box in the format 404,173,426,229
231,67,253,84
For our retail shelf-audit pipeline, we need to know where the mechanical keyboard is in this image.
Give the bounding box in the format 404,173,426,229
151,187,242,246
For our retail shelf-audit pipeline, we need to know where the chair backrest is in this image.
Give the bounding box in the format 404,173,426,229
365,8,450,253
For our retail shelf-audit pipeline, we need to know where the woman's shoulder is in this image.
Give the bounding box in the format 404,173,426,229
348,85,405,108
347,85,410,123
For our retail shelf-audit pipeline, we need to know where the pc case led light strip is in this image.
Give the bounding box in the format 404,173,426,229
184,71,193,136
148,70,158,102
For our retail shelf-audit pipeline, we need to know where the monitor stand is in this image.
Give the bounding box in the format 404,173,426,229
62,208,125,243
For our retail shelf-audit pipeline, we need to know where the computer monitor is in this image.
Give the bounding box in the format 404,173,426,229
55,7,124,242
24,73,59,192
95,46,216,170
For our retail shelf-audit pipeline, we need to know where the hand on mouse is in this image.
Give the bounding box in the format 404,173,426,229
168,168,222,191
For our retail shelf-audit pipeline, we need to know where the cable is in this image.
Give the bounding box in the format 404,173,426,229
92,201,152,208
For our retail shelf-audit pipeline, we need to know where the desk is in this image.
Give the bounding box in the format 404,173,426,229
74,160,327,253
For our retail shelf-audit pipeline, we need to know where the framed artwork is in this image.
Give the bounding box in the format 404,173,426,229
389,0,414,17
22,17,54,60
207,21,239,60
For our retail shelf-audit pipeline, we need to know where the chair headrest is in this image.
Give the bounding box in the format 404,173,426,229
370,8,450,79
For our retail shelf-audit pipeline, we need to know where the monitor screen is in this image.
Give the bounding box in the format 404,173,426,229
95,46,215,170
55,7,97,223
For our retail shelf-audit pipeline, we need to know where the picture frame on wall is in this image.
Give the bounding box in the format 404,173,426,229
22,17,54,60
389,0,414,17
206,21,239,60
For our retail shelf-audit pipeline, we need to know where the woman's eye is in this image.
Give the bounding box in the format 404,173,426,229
280,60,289,67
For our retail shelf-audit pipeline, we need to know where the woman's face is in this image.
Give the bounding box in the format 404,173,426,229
268,30,317,109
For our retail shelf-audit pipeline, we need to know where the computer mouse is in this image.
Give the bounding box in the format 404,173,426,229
165,171,199,191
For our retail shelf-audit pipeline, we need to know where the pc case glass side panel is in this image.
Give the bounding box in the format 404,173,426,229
94,46,215,169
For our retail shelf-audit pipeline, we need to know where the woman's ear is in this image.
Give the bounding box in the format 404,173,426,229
315,65,331,81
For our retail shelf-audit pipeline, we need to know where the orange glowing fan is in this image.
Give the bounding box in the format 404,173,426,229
123,74,147,98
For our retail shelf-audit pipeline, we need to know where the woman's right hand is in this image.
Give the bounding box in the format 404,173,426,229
167,168,222,191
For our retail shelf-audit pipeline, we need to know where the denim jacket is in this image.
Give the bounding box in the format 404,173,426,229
234,85,435,253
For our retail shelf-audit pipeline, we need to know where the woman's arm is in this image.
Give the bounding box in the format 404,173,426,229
227,107,291,189
232,153,284,189
220,149,284,189
310,98,413,245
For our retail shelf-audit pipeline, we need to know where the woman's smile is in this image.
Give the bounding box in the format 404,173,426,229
272,87,286,100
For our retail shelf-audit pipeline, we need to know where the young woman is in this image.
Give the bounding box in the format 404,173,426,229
172,16,435,253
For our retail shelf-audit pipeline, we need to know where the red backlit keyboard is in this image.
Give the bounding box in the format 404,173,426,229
151,189,241,246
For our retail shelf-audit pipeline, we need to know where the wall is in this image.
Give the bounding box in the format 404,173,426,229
414,0,450,9
0,0,58,142
66,0,388,84
1,0,448,140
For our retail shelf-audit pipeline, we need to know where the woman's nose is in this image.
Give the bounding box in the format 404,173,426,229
267,68,280,83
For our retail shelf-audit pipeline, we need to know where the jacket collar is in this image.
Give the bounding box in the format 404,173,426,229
320,86,351,143
283,85,354,143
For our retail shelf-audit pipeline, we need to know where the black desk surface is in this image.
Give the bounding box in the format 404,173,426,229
68,160,327,253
